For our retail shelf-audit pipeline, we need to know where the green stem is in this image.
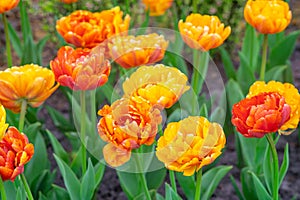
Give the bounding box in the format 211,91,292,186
136,154,151,200
80,90,87,174
90,90,96,129
20,174,33,200
192,0,197,13
194,169,202,200
266,134,279,200
2,13,12,67
0,177,7,200
191,50,209,115
169,170,177,193
18,100,27,132
125,0,130,15
259,34,268,81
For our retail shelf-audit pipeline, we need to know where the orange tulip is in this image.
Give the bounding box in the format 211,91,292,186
0,0,19,14
98,97,162,167
56,7,130,48
244,0,292,34
60,0,78,4
122,64,190,108
232,92,291,138
142,0,173,16
109,33,169,68
156,116,226,176
247,81,299,133
0,64,59,113
179,14,231,51
0,127,34,181
50,46,111,91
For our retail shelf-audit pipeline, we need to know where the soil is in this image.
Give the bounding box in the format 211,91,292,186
1,1,300,200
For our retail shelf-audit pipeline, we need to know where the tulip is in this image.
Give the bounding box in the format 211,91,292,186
0,64,59,113
156,116,226,176
244,0,292,34
232,92,291,138
179,14,231,51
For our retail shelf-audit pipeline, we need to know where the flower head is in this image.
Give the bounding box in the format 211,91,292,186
56,7,130,48
0,106,8,140
0,0,19,14
109,33,169,68
179,14,231,51
0,64,59,113
0,127,34,181
156,116,226,176
232,92,291,138
142,0,173,16
60,0,78,3
98,97,162,167
244,0,292,34
247,81,299,133
50,46,111,91
122,64,190,108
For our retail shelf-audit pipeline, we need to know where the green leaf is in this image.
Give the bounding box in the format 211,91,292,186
237,52,256,94
70,146,83,176
48,184,70,200
279,143,289,186
46,129,70,163
199,103,208,118
249,171,272,200
31,170,56,198
117,171,142,199
94,162,106,187
36,35,50,65
19,0,32,38
54,154,81,200
210,106,225,125
8,23,22,58
175,172,195,200
4,181,17,200
80,159,95,200
241,168,257,200
269,30,300,67
21,35,37,64
265,65,287,82
23,122,42,142
225,79,245,109
146,168,166,190
201,165,232,200
46,106,75,132
165,183,182,200
16,185,26,200
263,145,273,194
241,25,260,72
230,175,245,200
25,132,50,185
219,47,236,80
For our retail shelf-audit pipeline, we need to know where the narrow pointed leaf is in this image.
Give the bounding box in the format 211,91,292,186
279,143,289,186
249,171,272,200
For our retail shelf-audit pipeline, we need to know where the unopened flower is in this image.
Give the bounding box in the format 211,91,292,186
232,92,291,138
109,33,169,68
0,64,59,113
50,46,111,91
122,64,189,108
0,0,19,14
178,14,231,51
0,105,8,140
60,0,78,4
156,116,226,176
98,97,162,167
247,81,299,133
142,0,173,16
244,0,292,34
56,7,130,48
0,127,34,181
